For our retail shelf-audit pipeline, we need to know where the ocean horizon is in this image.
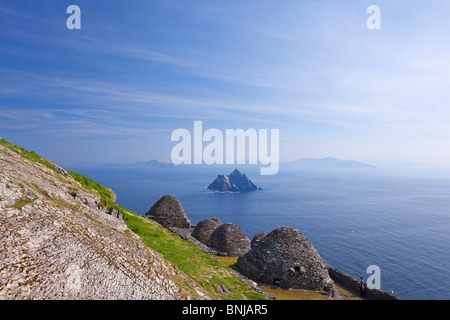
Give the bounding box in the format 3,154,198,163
72,164,450,300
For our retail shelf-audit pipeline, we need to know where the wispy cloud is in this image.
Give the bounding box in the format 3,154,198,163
2,62,450,138
119,46,198,68
2,1,450,164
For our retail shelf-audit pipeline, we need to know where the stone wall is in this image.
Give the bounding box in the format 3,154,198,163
327,266,401,300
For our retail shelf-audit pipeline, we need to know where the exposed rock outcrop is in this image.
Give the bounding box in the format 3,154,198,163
237,227,335,295
191,218,223,245
207,169,259,193
107,207,123,220
206,223,251,257
145,195,191,229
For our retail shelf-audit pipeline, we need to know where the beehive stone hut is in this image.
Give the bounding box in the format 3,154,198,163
191,218,223,245
206,223,251,257
237,227,335,295
250,232,267,248
145,195,191,229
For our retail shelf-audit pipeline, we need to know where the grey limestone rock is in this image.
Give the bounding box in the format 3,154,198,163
0,142,206,300
107,207,123,220
53,164,71,177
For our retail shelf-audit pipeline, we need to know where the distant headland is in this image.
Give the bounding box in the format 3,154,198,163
288,157,376,168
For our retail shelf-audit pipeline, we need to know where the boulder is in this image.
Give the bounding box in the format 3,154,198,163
206,223,251,257
191,218,222,245
107,207,123,220
237,227,335,295
53,164,71,177
145,195,191,229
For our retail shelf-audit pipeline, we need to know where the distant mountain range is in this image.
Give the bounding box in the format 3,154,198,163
133,160,176,168
104,157,376,169
105,159,176,168
288,157,376,168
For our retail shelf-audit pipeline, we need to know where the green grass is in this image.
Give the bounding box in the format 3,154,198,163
1,137,267,300
259,285,328,300
0,138,58,171
216,256,241,272
122,210,267,300
64,166,267,299
334,283,362,300
0,138,114,208
12,198,36,210
217,256,328,300
67,170,116,209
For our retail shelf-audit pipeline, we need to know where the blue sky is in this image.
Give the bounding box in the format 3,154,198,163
1,1,450,167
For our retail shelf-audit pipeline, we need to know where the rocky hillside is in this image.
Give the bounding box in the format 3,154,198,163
0,139,210,300
0,139,400,301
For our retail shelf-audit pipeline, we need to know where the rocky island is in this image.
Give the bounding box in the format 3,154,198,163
207,169,260,193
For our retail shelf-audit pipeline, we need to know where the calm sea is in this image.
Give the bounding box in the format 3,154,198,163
72,164,450,300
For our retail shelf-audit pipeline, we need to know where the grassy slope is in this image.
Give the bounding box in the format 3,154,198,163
0,138,266,300
123,210,266,300
0,139,59,171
